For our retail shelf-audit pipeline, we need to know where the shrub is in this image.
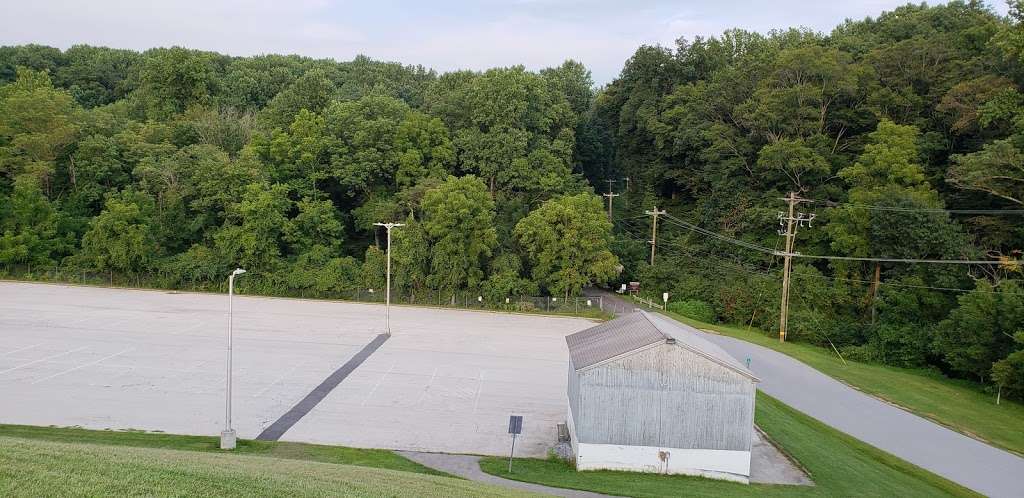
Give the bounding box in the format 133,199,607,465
668,299,716,323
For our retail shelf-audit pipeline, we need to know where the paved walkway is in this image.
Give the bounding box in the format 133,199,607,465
650,312,1024,498
399,452,618,498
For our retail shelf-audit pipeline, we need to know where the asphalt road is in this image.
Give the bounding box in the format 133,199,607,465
648,312,1024,498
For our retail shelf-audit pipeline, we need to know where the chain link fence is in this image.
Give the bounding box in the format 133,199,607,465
1,263,609,318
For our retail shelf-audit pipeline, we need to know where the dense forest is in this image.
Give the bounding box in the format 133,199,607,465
1,1,1022,398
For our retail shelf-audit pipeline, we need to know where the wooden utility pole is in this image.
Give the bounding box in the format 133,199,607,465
645,206,666,265
778,192,800,343
603,191,619,220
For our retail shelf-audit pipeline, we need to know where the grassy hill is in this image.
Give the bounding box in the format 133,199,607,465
0,435,533,497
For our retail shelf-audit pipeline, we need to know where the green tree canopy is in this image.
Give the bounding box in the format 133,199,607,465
421,175,497,294
514,193,619,298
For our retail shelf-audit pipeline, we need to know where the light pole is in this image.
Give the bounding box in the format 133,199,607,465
373,222,404,335
221,267,246,450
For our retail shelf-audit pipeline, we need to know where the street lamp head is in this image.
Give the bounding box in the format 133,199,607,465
232,268,247,276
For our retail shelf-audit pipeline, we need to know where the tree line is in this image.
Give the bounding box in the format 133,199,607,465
1,1,1022,398
0,48,618,305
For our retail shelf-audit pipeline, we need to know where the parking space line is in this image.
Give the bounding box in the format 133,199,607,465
253,362,304,398
362,362,396,407
472,370,486,413
1,343,41,357
31,348,135,384
0,347,87,375
416,367,439,405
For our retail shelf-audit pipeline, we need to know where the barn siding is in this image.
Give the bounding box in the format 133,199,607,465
568,359,581,424
575,344,754,451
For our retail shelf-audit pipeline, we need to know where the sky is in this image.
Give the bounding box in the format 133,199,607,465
2,1,1011,84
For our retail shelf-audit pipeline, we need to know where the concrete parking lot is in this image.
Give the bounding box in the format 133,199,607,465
0,282,595,457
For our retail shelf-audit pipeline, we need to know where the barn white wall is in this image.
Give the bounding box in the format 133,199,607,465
574,344,755,451
575,442,751,483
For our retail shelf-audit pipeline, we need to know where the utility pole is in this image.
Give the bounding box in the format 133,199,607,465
603,191,619,220
373,222,404,336
645,206,666,265
776,192,814,343
623,176,630,192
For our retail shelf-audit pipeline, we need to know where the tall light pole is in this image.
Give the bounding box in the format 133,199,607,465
221,267,246,450
373,222,404,335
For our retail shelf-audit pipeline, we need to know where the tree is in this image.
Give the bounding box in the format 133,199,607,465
390,215,430,298
0,177,64,266
323,95,453,195
992,332,1024,401
933,282,1024,382
0,67,80,194
284,197,344,256
78,189,159,273
259,68,337,130
421,176,497,295
429,67,577,196
827,121,968,320
213,183,291,273
948,139,1024,206
135,47,224,118
514,193,619,298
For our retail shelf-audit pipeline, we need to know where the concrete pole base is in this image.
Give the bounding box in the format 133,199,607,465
220,429,237,450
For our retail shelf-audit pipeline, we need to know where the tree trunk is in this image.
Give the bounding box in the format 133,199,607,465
69,156,77,188
870,262,881,324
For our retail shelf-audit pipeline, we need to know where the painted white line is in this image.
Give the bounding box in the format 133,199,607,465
71,312,104,325
31,348,135,384
253,362,303,398
0,347,87,375
1,343,41,357
472,369,486,414
361,362,396,406
416,367,439,405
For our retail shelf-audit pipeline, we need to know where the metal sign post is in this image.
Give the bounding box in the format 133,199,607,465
508,415,523,473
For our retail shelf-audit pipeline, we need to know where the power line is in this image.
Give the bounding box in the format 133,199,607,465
803,199,1024,215
657,211,1018,266
790,268,1024,296
787,253,1014,265
619,218,1024,296
617,220,776,280
659,214,777,255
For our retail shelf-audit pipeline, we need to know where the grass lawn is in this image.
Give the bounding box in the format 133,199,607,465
0,424,446,477
656,310,1024,456
480,392,979,498
0,436,533,498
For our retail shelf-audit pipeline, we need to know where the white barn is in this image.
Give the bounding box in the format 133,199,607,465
565,312,759,483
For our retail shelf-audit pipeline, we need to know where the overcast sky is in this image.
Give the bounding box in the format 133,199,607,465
2,1,1011,84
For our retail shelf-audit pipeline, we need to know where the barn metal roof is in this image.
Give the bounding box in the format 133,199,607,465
566,311,758,381
565,313,667,369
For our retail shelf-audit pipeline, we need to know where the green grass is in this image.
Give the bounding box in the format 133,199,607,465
659,310,1024,456
0,424,446,477
479,392,979,498
0,436,535,497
